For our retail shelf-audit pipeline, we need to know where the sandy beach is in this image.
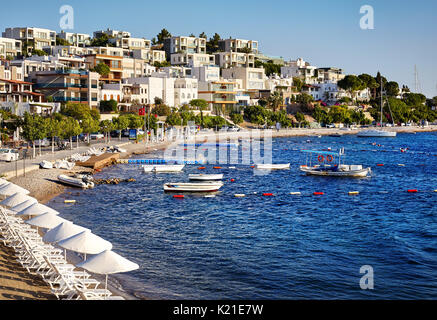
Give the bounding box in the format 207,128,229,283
0,125,436,300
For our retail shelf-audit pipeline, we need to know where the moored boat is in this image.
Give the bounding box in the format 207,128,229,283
300,149,371,178
188,174,223,181
255,163,290,170
163,182,223,192
58,174,95,189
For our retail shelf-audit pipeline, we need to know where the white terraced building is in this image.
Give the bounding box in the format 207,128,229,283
219,38,259,54
170,52,215,67
214,52,255,69
3,27,56,53
174,78,198,106
0,37,22,59
221,67,266,91
58,31,91,47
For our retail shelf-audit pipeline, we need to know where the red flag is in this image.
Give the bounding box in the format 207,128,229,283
138,107,145,116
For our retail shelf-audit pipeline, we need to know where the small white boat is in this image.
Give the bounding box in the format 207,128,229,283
357,129,397,137
58,174,95,189
164,182,223,192
143,164,185,173
300,164,371,177
255,163,290,170
39,160,53,169
188,174,223,181
300,149,371,178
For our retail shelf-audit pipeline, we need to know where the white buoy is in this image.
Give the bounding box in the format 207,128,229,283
289,192,301,195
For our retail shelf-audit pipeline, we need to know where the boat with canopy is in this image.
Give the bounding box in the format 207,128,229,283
299,149,371,178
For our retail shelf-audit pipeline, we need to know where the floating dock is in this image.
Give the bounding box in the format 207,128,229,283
117,158,205,165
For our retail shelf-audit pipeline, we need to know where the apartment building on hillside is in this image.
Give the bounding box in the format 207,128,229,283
198,80,237,114
84,47,124,84
214,52,255,69
219,38,259,54
58,31,91,47
3,27,56,53
163,36,207,59
170,52,215,67
0,37,22,59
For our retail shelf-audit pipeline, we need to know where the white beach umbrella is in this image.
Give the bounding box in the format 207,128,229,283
16,202,59,217
0,183,30,199
76,250,139,299
42,221,89,244
10,199,38,213
0,192,37,209
57,230,112,260
25,212,69,229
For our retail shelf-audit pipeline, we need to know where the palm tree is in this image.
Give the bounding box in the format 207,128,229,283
267,90,283,112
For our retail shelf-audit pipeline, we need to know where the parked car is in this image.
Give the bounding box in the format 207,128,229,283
72,134,86,142
32,139,50,147
121,129,130,137
0,148,19,162
228,126,240,132
90,132,105,140
326,124,336,128
110,130,121,138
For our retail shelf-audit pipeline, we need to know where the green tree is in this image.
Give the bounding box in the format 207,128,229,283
152,104,171,116
99,119,114,143
56,36,71,46
199,32,207,39
156,28,171,44
189,99,208,127
112,115,130,140
92,62,110,77
293,77,303,92
166,112,182,126
100,99,118,113
81,117,100,143
61,102,100,121
45,117,62,153
294,112,305,128
385,81,400,97
230,113,243,125
90,34,113,47
61,117,82,150
337,75,365,102
206,33,221,53
403,93,426,106
267,91,283,112
21,113,47,158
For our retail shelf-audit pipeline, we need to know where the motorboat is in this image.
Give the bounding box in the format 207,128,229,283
143,164,185,173
163,182,223,192
188,174,223,181
58,174,95,189
39,160,53,169
255,163,290,170
300,149,371,178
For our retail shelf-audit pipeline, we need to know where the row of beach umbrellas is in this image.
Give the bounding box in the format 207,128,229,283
0,178,139,298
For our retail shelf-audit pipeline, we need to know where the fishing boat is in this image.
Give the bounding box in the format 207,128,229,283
357,78,397,138
299,149,371,178
188,174,223,181
58,174,95,189
143,164,185,173
255,163,290,170
163,182,224,192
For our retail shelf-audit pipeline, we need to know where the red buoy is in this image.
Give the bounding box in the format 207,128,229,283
230,179,235,182
407,189,418,193
313,192,324,195
173,195,184,198
376,164,384,167
263,193,274,196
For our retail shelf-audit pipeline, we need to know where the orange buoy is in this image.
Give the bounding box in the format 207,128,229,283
213,166,222,169
263,193,274,196
326,155,333,162
198,167,206,170
250,165,255,168
313,192,324,195
318,155,324,162
407,189,418,193
173,195,184,198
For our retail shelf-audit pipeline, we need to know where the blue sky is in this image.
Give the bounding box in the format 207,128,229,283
1,0,436,97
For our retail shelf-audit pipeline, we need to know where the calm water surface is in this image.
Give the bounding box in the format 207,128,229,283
48,132,437,299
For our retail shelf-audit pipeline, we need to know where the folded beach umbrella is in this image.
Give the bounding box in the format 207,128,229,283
16,202,59,217
76,250,139,299
0,183,30,199
10,199,38,213
0,192,37,209
42,221,89,244
57,230,112,260
25,212,69,229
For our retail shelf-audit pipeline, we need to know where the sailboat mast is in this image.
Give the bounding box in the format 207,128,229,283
380,77,383,127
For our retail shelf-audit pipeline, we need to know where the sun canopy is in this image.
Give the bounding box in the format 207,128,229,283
0,192,37,209
10,199,38,213
16,202,59,217
0,183,30,198
301,150,340,156
57,231,113,255
25,212,69,229
76,250,139,275
42,222,89,243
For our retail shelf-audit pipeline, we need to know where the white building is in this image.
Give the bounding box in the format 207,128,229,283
221,67,266,90
163,36,207,57
93,28,131,39
170,52,214,67
125,77,175,107
109,37,151,50
131,49,166,64
3,27,56,53
214,52,255,69
281,58,317,83
174,78,198,106
58,31,91,47
219,38,259,54
0,37,22,59
191,65,220,82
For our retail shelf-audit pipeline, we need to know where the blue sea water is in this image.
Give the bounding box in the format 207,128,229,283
47,132,437,299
